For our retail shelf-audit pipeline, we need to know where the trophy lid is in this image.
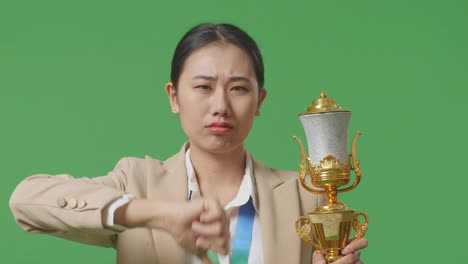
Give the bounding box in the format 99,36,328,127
300,92,350,115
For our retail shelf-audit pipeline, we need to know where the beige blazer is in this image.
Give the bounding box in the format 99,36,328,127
10,144,325,264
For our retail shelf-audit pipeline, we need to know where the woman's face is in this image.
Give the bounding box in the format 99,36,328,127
166,43,267,154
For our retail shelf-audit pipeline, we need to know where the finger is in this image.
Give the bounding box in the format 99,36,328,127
353,250,361,261
210,239,229,256
195,236,229,255
312,250,326,264
195,236,211,251
342,238,368,255
192,221,227,237
181,199,205,221
201,199,225,223
198,251,214,264
332,254,354,264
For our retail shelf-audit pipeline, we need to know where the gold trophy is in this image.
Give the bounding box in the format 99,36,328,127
294,93,369,263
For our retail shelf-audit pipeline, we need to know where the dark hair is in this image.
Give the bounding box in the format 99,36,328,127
171,23,264,90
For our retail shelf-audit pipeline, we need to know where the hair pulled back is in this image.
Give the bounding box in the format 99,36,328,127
171,23,264,91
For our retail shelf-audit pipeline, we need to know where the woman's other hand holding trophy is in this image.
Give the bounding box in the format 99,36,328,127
312,238,368,264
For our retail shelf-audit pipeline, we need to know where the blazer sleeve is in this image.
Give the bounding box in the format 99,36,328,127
9,157,132,248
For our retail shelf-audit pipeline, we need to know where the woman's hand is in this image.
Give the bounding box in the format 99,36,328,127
312,238,368,264
191,198,230,254
114,198,229,261
165,198,230,259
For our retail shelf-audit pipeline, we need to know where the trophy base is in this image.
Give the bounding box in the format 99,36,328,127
296,206,369,264
309,209,355,263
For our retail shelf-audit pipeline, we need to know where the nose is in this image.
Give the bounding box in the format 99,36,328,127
212,88,231,117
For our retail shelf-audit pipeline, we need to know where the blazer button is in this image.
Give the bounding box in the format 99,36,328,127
68,198,78,209
57,197,67,208
77,200,87,209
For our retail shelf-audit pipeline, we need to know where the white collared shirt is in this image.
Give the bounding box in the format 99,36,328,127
185,148,263,264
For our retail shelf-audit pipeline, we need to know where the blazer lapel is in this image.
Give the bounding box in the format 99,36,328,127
251,156,303,264
146,144,189,264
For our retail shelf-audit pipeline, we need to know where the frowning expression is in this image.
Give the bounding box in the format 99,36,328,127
167,43,266,153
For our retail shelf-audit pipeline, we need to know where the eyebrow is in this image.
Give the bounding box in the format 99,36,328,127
192,75,250,82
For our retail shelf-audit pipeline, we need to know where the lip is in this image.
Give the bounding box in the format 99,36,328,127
206,121,233,134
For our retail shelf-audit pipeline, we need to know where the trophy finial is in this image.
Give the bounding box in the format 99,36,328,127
302,92,348,115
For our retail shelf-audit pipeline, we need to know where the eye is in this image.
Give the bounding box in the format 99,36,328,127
195,85,211,90
230,86,249,92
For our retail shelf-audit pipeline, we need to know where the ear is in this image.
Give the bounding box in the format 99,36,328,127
256,87,267,116
165,82,179,114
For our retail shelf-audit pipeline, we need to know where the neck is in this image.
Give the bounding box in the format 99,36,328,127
189,143,246,205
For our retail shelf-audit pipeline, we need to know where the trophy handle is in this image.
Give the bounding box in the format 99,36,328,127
338,130,362,193
295,216,322,253
352,212,369,240
293,136,327,195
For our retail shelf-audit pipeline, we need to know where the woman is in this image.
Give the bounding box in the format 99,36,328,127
9,23,367,264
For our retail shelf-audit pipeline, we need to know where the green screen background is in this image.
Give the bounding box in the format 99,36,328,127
1,0,467,263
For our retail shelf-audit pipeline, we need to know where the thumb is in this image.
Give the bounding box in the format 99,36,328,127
199,251,214,264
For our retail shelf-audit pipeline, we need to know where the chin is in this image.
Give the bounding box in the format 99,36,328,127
196,138,244,154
